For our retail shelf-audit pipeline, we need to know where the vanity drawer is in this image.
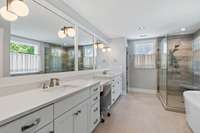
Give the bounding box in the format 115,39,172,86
0,105,53,133
54,88,90,118
35,123,53,133
90,93,100,105
90,102,100,131
90,85,100,95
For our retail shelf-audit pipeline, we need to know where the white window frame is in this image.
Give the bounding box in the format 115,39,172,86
10,39,41,75
133,40,157,69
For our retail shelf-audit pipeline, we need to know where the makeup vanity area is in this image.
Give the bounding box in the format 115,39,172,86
0,72,122,133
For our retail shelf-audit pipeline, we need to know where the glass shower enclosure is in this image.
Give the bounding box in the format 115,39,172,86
157,33,200,112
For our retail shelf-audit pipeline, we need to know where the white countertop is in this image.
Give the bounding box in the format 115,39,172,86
0,79,100,126
94,72,122,78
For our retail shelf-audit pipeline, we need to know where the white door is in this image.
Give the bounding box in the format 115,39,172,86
54,109,74,133
74,102,88,133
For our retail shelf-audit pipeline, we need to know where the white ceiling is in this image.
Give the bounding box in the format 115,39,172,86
63,0,200,39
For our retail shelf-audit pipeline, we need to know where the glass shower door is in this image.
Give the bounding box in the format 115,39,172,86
167,35,193,110
158,37,168,105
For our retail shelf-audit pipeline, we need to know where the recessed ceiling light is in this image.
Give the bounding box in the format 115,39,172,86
181,27,186,32
138,26,145,31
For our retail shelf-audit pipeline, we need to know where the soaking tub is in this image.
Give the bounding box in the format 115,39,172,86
184,91,200,133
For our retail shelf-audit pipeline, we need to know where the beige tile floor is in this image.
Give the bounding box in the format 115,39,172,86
94,92,192,133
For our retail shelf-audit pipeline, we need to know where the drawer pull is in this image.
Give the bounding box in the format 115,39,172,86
74,112,79,116
21,118,40,132
93,107,98,112
74,110,82,116
93,119,98,125
93,88,98,92
93,97,98,101
78,110,82,114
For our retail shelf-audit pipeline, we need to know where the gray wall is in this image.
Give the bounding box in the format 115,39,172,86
129,68,157,90
0,17,10,77
97,37,127,95
128,39,157,91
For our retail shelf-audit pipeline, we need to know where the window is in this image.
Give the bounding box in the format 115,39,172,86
78,28,94,70
78,45,93,70
44,45,75,73
133,40,156,68
10,40,40,75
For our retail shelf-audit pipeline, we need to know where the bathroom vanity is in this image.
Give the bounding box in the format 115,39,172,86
0,80,100,133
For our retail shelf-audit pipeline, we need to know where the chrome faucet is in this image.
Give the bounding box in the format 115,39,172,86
50,78,60,87
42,80,50,89
42,78,60,89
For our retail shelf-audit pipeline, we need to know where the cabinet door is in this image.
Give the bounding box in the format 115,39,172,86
54,109,74,133
36,123,53,133
74,101,88,133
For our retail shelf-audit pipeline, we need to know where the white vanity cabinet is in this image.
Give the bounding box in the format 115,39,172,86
0,105,54,133
88,86,100,132
35,123,53,133
54,100,88,133
111,75,122,105
0,83,100,133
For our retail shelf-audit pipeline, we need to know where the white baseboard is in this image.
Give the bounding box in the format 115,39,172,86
128,87,157,94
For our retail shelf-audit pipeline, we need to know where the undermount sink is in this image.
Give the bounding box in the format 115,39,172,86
62,84,81,88
41,86,66,92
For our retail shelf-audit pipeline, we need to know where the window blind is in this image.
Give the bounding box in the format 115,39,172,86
133,40,156,68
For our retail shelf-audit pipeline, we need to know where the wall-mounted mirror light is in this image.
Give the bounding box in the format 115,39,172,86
0,0,29,21
94,41,104,49
102,47,111,52
107,47,111,52
58,27,76,38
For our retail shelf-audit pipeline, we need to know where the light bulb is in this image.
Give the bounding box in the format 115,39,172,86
180,27,186,32
98,43,104,49
58,30,66,39
94,44,98,49
10,0,29,17
0,6,18,21
102,48,106,52
107,47,111,52
67,27,75,37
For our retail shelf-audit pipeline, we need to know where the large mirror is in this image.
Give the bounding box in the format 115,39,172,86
0,0,100,77
8,0,75,76
78,28,94,70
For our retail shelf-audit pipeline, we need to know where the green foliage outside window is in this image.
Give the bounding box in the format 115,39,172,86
10,41,35,54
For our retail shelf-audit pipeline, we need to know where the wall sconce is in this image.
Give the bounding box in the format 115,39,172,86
98,43,104,49
0,0,29,21
58,27,76,38
94,44,98,49
95,42,104,49
102,47,111,52
107,47,111,52
102,48,106,52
